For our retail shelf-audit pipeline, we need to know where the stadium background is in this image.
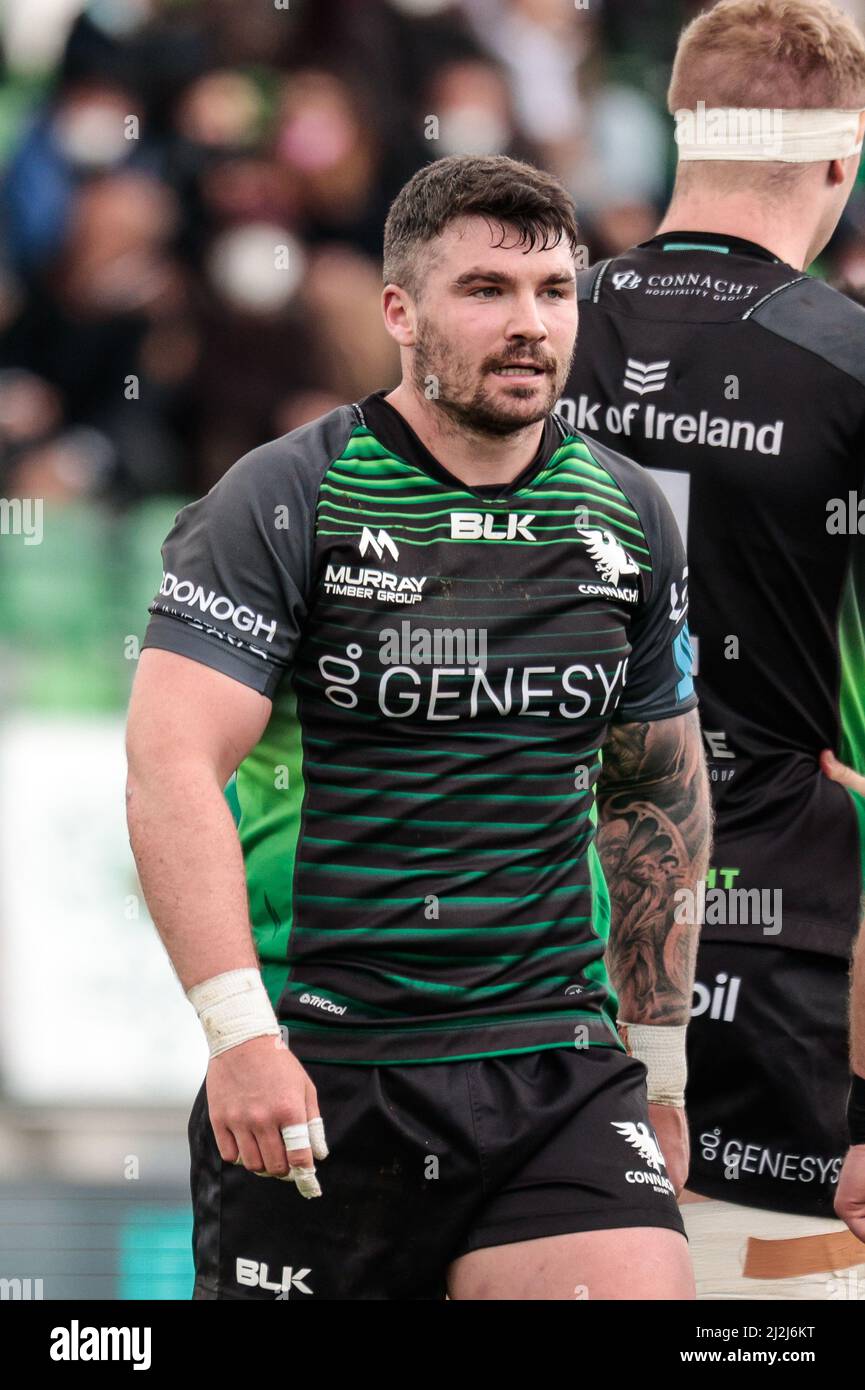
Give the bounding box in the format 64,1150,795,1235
1,0,865,1301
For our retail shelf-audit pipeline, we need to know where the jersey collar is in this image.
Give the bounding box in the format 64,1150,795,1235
639,230,782,264
356,389,564,502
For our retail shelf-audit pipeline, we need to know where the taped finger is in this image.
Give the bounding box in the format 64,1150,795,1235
308,1116,328,1160
281,1122,310,1156
288,1164,322,1199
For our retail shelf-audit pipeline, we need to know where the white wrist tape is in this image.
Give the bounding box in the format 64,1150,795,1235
618,1022,687,1107
187,968,281,1058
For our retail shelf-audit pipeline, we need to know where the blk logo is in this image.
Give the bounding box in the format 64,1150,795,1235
236,1258,313,1296
450,512,536,541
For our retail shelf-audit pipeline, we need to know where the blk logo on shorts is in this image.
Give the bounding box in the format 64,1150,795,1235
236,1257,313,1296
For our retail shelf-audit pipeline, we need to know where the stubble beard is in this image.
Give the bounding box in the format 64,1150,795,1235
411,318,569,439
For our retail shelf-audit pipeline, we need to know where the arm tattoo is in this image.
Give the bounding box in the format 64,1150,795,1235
595,709,712,1026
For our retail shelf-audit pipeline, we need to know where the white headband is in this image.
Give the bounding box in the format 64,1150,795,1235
674,105,865,162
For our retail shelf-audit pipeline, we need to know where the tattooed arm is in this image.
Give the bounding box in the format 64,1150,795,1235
596,708,711,1197
595,708,712,1026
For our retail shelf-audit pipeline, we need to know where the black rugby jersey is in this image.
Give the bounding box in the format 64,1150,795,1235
564,233,865,959
142,390,696,1063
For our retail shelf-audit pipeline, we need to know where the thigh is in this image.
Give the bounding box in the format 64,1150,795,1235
448,1225,693,1300
449,1045,691,1300
188,1058,476,1300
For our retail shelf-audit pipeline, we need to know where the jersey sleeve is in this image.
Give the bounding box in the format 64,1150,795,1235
141,433,327,698
612,477,698,724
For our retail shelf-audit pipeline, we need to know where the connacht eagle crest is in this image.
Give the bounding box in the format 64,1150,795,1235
577,528,640,587
611,1121,667,1172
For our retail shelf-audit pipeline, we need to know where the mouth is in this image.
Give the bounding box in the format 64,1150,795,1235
490,363,549,380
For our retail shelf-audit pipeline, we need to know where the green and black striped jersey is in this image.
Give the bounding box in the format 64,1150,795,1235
143,390,696,1064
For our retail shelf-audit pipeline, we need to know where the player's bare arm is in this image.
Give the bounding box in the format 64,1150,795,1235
596,709,711,1025
125,647,327,1196
596,708,711,1194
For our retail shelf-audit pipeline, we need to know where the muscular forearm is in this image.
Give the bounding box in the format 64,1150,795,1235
595,712,712,1026
128,759,325,1197
126,762,258,988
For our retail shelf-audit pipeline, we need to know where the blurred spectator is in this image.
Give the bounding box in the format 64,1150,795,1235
463,0,588,179
4,77,149,274
274,68,419,258
1,170,192,498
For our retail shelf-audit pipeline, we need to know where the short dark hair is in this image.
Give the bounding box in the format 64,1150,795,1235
382,154,580,295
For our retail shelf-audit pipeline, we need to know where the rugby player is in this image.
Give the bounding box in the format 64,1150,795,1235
563,0,865,1296
125,155,710,1300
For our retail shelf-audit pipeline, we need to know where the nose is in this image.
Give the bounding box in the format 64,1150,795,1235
504,290,549,343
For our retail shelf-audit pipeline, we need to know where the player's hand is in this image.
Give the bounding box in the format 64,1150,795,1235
206,1033,328,1198
649,1101,690,1197
834,1144,865,1242
820,748,865,797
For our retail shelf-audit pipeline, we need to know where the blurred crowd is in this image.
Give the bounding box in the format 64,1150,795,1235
3,0,865,506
